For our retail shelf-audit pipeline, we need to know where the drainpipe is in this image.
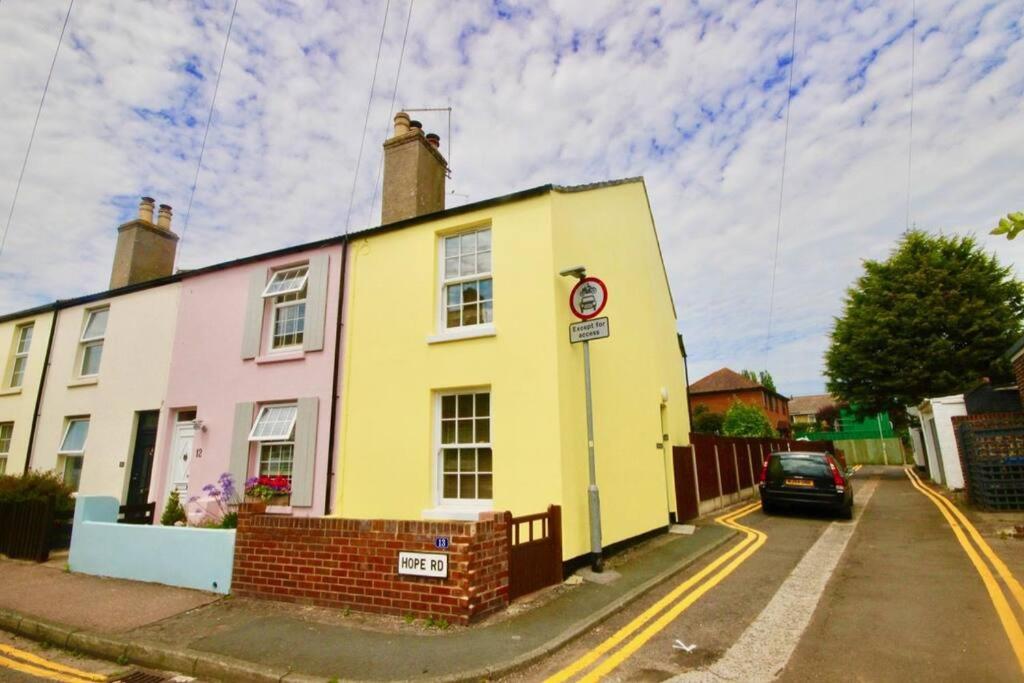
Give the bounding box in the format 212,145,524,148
323,239,348,516
24,307,59,474
678,333,693,428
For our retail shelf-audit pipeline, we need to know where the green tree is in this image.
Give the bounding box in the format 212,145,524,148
826,230,1024,416
740,369,777,392
722,401,776,437
692,405,724,434
160,489,187,526
990,211,1024,240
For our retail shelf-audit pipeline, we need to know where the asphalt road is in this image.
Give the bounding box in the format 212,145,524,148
0,630,190,683
512,466,1024,682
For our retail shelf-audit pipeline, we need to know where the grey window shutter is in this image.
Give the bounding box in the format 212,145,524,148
241,269,267,359
302,253,329,352
229,402,254,488
290,397,319,507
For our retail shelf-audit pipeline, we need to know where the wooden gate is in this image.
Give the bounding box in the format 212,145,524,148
506,505,563,600
672,446,700,522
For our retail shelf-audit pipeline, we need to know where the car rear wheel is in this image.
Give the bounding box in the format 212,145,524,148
839,503,853,520
761,500,776,515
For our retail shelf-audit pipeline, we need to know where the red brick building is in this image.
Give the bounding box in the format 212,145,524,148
689,368,791,436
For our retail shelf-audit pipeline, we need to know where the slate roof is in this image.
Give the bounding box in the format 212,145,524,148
788,394,837,417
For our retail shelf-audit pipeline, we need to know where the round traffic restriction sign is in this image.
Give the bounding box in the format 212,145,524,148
570,277,608,320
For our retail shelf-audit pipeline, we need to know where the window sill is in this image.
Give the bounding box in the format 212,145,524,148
68,377,99,388
0,386,22,396
421,505,493,521
255,351,305,364
426,324,496,345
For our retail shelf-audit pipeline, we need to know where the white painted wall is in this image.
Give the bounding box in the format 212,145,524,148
32,284,179,500
909,427,927,468
917,395,968,490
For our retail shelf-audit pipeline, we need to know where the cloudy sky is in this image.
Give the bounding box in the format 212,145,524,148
1,0,1023,395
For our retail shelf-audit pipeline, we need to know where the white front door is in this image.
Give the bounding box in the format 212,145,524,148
168,422,195,496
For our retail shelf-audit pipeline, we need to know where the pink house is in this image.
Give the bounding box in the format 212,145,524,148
150,239,345,519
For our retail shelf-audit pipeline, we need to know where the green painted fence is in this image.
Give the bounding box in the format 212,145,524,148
833,438,908,465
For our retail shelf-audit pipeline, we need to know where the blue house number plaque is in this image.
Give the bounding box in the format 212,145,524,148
434,536,450,550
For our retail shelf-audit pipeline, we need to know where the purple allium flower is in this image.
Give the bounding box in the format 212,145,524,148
219,473,236,500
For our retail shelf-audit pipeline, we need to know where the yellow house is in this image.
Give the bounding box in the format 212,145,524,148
336,118,690,562
0,306,56,475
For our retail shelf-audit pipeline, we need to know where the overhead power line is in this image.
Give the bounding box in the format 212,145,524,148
905,0,916,231
344,0,392,235
764,0,799,359
177,0,241,260
0,0,75,262
367,0,415,229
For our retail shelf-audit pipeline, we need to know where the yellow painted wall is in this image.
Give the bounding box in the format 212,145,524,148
0,310,55,475
32,284,180,499
336,180,690,561
551,182,690,559
336,195,566,523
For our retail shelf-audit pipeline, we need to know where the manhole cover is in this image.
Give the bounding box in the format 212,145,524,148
113,673,170,683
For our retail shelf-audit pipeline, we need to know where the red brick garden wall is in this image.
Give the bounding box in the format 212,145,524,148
232,509,509,624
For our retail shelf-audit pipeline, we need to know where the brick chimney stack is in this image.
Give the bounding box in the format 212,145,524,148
109,196,179,289
381,111,448,224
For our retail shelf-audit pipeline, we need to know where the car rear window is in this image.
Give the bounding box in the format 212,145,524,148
769,454,830,478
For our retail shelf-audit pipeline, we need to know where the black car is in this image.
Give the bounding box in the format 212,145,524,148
758,451,853,519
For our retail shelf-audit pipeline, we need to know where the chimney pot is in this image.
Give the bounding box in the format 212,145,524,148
110,196,179,289
157,204,173,230
426,133,441,148
393,111,411,137
139,197,155,223
381,111,447,224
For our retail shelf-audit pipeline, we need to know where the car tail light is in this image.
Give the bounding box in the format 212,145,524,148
759,460,768,484
828,458,844,487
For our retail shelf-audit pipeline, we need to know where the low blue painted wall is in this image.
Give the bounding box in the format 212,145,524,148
69,496,235,594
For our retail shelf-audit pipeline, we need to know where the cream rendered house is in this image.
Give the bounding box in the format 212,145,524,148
30,199,182,503
0,306,55,475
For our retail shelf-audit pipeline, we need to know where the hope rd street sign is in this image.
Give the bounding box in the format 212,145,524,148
398,551,449,578
570,317,610,343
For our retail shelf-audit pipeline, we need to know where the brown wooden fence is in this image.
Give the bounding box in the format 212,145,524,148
0,497,57,562
673,434,837,521
506,505,563,600
672,446,700,523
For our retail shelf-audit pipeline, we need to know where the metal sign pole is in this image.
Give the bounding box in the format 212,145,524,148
583,339,603,572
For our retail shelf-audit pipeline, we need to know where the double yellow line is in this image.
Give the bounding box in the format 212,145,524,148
905,467,1024,673
0,643,107,683
851,464,863,473
545,501,767,682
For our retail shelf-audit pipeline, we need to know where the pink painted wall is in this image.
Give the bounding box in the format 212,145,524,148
150,243,343,519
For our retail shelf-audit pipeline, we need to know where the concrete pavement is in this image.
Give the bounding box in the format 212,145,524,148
0,560,218,634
